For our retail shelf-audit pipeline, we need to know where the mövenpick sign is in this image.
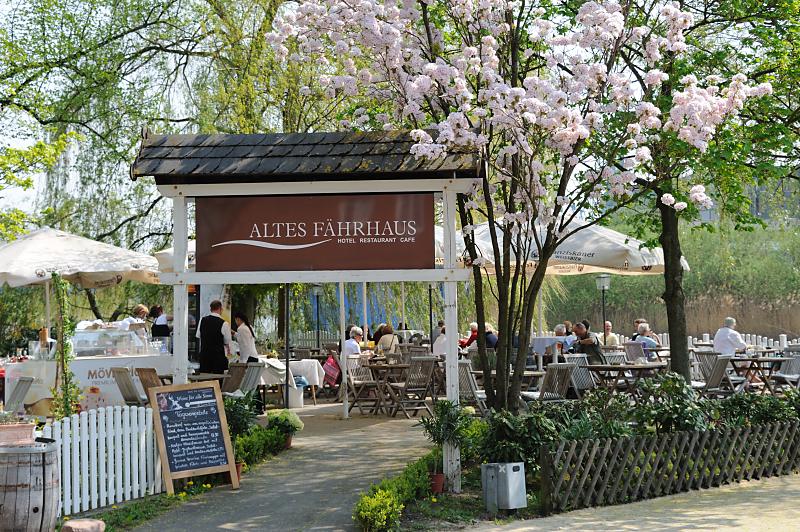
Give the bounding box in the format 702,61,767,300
195,194,435,271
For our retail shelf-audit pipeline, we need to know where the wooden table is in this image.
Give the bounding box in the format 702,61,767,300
365,364,409,415
587,362,668,399
728,356,786,394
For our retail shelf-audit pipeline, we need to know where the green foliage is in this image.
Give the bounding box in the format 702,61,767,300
223,393,257,440
50,273,80,419
416,400,473,473
480,409,559,472
460,418,489,465
233,425,286,466
713,394,799,428
633,373,709,434
352,451,436,532
266,409,304,435
353,489,404,532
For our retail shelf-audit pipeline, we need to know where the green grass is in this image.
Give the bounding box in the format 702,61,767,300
401,468,542,531
59,495,179,531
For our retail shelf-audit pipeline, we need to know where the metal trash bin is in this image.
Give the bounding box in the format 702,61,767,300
481,462,527,512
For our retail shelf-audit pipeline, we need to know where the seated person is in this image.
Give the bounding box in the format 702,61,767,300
485,324,499,349
632,319,662,345
712,317,747,355
598,321,619,346
569,322,603,364
432,327,447,356
342,326,363,358
459,322,479,348
635,323,659,360
375,324,400,354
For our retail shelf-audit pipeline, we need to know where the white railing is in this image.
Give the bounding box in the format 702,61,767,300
42,406,163,516
289,330,340,348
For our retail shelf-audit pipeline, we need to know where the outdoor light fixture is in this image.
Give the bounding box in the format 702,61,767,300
311,284,323,349
595,274,611,345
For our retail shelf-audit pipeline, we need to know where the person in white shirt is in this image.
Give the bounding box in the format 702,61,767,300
713,317,748,355
342,326,363,358
432,326,447,356
233,312,258,362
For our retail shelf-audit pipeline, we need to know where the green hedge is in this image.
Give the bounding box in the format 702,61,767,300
234,425,287,467
353,450,438,531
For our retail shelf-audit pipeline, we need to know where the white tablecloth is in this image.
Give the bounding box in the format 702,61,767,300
289,359,325,387
255,357,324,388
530,336,563,354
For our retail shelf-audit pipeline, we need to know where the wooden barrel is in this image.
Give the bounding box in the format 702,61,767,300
0,442,59,532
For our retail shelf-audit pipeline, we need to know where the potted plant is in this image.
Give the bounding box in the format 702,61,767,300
266,409,304,448
0,411,36,445
417,400,471,494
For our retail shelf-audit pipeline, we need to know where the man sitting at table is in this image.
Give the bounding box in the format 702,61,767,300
635,323,659,360
570,322,603,364
597,321,619,346
196,300,231,374
713,317,748,355
343,326,363,358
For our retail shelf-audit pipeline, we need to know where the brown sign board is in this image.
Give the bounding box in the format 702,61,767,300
196,193,435,271
149,381,239,494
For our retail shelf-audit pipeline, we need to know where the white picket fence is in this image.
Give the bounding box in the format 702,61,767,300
42,406,163,516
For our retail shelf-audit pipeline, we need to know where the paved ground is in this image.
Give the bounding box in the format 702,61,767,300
134,403,429,532
470,472,800,531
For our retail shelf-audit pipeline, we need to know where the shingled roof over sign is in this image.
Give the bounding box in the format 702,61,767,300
130,129,480,184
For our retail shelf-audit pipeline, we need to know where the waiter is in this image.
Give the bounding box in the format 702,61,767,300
196,300,231,374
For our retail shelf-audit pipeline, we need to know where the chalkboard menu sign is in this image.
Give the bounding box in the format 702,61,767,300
149,381,239,494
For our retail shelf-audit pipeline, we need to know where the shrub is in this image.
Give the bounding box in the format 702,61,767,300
633,372,708,433
224,393,257,439
416,400,472,473
267,409,304,435
480,409,559,472
461,418,488,465
353,451,435,531
233,426,286,466
714,394,799,427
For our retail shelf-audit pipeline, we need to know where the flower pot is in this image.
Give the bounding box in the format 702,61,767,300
0,423,36,445
430,473,445,494
284,434,292,449
235,462,244,481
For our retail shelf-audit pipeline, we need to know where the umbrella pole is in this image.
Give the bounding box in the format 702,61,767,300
362,281,368,335
400,282,406,329
339,282,348,419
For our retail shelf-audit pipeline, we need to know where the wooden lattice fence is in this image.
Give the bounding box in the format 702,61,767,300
540,421,800,514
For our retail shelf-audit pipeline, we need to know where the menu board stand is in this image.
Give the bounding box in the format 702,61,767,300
149,381,239,494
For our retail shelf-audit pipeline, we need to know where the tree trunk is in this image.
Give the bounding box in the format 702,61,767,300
84,289,104,320
658,202,690,380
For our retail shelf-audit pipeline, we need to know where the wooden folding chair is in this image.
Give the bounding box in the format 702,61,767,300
696,351,745,389
135,368,163,401
222,363,247,393
563,353,596,399
520,363,575,403
602,352,627,365
294,348,311,360
239,362,265,394
623,342,646,362
691,355,737,397
390,356,436,418
458,360,487,416
346,355,379,415
4,377,33,414
111,367,148,406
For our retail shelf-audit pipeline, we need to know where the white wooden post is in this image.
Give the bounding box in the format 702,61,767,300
362,281,369,333
780,334,788,349
61,417,71,515
131,406,140,498
443,187,461,493
114,406,123,503
80,411,89,512
400,281,406,328
70,413,80,514
98,408,107,507
172,195,189,384
340,282,348,419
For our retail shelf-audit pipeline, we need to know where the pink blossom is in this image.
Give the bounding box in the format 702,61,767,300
660,193,675,206
674,201,688,211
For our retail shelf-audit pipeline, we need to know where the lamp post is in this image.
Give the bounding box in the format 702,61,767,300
428,282,436,342
595,274,611,345
311,284,323,350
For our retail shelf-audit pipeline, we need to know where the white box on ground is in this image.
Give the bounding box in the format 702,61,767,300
287,386,304,408
481,462,527,511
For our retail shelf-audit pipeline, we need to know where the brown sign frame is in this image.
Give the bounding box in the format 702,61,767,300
195,192,436,272
149,380,239,494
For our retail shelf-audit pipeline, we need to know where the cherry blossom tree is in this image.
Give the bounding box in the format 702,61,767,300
269,0,770,408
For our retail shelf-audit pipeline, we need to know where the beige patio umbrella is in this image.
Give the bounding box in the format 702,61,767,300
0,227,160,326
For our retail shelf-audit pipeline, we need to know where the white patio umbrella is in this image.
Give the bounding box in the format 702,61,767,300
0,227,160,327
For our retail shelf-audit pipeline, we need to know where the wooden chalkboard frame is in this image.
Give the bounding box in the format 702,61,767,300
148,380,239,494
